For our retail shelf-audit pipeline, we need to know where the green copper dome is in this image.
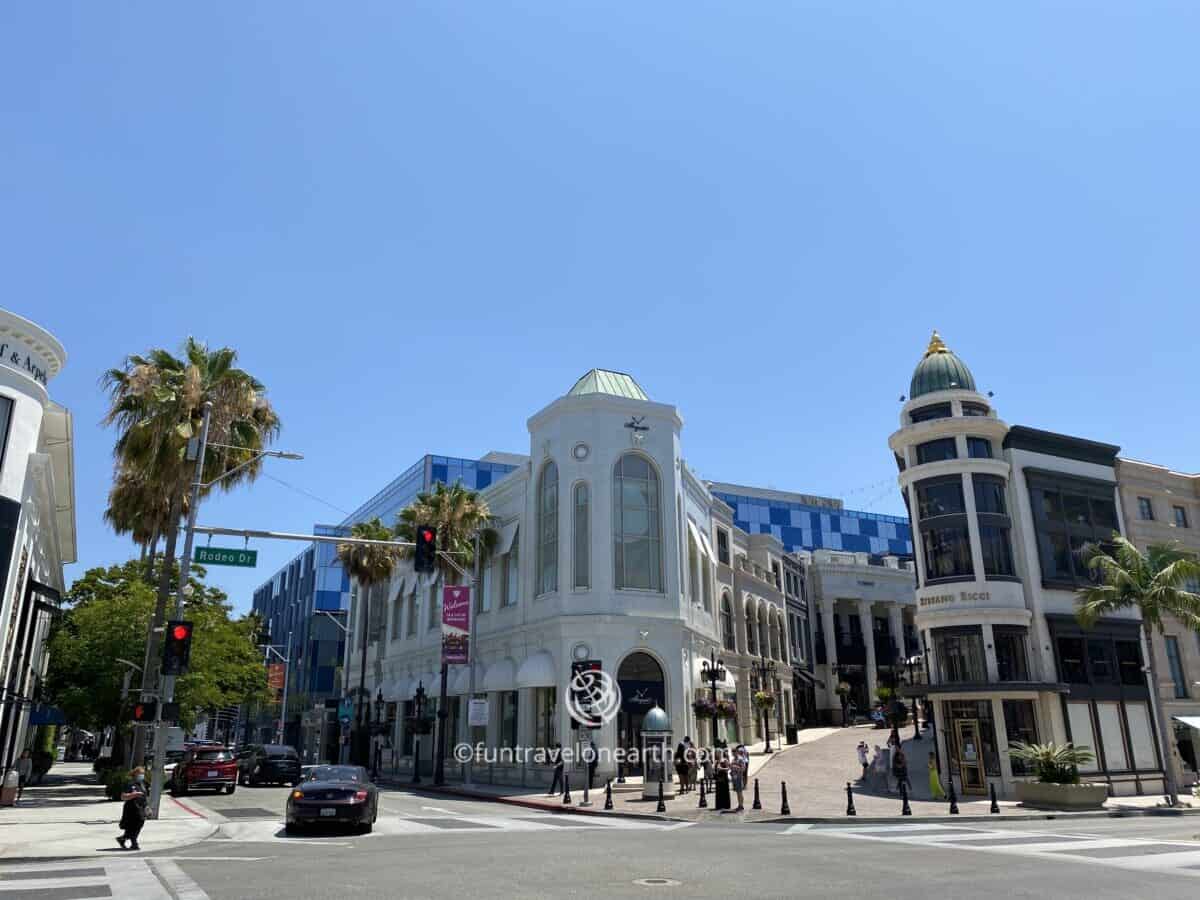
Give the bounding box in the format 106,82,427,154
909,331,976,398
568,369,649,401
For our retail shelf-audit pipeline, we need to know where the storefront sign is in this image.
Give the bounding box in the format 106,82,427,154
619,679,665,713
442,586,470,664
468,698,489,727
0,340,51,386
920,590,991,608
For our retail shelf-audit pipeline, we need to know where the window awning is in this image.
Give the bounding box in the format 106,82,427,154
697,527,716,564
515,651,556,688
686,519,710,561
497,522,519,556
1172,715,1200,730
483,658,517,692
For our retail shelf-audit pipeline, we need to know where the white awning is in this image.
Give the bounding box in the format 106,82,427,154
483,658,517,692
411,673,438,699
686,518,709,561
388,675,412,701
1172,715,1200,730
697,526,715,564
449,665,475,695
515,651,556,689
497,521,519,556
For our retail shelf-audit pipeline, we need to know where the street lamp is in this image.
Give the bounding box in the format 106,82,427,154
904,654,922,740
411,682,427,785
700,649,727,750
753,654,777,753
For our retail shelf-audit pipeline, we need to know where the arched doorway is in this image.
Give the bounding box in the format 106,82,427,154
617,651,665,775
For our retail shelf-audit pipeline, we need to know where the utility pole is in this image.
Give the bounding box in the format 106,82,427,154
276,631,292,745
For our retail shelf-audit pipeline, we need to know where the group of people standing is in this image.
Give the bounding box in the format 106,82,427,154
856,735,945,800
674,737,751,813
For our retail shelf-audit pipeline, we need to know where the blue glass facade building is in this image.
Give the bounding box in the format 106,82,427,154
709,485,913,557
250,453,520,742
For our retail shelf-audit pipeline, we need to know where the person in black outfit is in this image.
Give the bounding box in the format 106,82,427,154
547,744,564,796
117,767,148,851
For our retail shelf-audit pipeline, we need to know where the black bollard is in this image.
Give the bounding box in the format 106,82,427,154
845,781,857,816
900,781,912,816
947,775,959,815
989,783,1000,814
604,779,614,811
656,779,666,814
617,762,626,784
752,778,762,810
562,773,571,805
780,781,791,816
698,777,707,809
579,782,591,808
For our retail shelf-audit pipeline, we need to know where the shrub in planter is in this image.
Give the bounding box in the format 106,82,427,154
1009,741,1094,785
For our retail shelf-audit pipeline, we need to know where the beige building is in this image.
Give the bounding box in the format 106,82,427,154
1116,458,1200,790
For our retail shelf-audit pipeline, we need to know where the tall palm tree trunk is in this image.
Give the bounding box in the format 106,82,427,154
132,494,181,766
1144,621,1179,805
144,532,160,585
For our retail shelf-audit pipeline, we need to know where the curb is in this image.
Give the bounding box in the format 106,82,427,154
378,780,684,823
759,806,1200,825
0,823,220,865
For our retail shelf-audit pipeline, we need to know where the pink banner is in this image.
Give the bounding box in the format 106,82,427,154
442,585,470,665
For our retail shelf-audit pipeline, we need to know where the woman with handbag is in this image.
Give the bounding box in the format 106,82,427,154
117,766,148,850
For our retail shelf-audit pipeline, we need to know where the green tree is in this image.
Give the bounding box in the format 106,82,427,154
102,338,280,761
1077,536,1200,805
394,482,496,584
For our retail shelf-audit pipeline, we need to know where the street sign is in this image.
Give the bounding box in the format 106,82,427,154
195,546,258,567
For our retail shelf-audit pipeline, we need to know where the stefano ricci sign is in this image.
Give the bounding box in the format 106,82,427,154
0,339,51,386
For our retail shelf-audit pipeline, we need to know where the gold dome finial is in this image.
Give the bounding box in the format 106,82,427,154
924,330,949,357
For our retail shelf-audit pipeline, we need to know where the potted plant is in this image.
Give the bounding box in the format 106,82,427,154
753,691,775,710
715,699,738,719
692,697,717,717
1010,742,1107,810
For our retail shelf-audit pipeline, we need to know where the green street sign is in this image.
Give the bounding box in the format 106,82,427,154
194,546,258,567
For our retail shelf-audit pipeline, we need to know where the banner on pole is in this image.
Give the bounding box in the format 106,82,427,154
267,663,286,692
442,585,470,665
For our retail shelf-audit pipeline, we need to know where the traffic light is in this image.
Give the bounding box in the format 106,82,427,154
163,620,194,676
414,525,437,574
131,699,158,723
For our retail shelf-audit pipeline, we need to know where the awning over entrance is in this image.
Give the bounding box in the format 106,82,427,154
515,651,556,688
497,522,519,556
483,658,517,692
1172,715,1200,730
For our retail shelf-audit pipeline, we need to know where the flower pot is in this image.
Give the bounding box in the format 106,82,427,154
1015,781,1108,810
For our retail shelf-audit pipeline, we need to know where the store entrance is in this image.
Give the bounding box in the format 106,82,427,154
617,652,665,776
953,718,987,794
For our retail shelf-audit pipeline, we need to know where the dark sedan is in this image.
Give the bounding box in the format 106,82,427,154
285,765,378,834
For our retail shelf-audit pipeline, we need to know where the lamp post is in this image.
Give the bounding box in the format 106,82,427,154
753,654,777,753
411,682,426,785
700,649,727,750
922,640,940,775
904,654,922,740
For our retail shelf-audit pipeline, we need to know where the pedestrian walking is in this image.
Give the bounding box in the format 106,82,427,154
684,737,698,793
892,746,910,792
713,750,732,811
548,743,564,796
928,752,946,801
116,767,148,851
856,741,869,780
15,749,32,801
674,738,689,793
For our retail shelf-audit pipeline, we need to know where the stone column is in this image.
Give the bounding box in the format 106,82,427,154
859,602,878,706
888,605,905,666
821,603,838,699
981,623,999,681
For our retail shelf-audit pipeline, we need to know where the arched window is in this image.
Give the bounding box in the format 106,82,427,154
687,533,700,606
613,453,662,591
537,461,558,595
721,592,736,651
769,614,781,660
573,482,589,589
745,599,758,655
759,608,769,659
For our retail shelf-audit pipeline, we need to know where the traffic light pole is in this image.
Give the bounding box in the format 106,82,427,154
147,402,212,820
275,631,292,745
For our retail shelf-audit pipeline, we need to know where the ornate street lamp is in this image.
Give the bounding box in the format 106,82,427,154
904,655,922,740
700,648,727,750
411,681,427,785
753,654,777,753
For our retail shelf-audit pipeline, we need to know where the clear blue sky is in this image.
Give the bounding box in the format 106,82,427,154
4,3,1197,613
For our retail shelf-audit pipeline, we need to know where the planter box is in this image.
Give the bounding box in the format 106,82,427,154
1015,781,1108,810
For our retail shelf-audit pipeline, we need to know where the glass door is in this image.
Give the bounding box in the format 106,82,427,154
954,718,986,794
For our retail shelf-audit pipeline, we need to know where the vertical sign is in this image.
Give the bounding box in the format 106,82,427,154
267,663,286,697
442,585,470,665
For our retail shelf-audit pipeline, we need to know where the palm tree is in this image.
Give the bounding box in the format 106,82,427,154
103,468,189,582
1077,536,1200,805
103,338,280,763
336,518,403,764
394,482,497,584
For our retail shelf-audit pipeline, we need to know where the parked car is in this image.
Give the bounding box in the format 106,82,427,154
238,744,302,786
173,746,237,795
163,749,187,788
285,765,378,834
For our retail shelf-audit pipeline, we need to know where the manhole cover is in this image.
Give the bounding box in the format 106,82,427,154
633,878,681,887
215,807,279,819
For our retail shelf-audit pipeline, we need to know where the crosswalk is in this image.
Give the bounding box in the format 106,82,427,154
790,822,1200,878
0,858,209,900
215,811,688,843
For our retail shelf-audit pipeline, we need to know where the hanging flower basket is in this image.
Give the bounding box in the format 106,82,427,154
753,691,776,710
715,699,738,719
693,698,717,717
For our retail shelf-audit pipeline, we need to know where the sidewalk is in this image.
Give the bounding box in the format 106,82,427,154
386,726,1199,824
0,762,216,860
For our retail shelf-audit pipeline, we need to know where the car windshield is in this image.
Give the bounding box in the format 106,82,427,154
265,746,298,758
307,766,363,783
194,750,232,762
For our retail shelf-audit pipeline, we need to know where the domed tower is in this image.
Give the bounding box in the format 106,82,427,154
889,333,1031,793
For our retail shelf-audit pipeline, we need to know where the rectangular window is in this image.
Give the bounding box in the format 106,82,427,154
961,402,990,417
979,525,1015,576
1165,636,1188,699
428,584,439,630
1066,703,1100,772
967,437,992,459
1095,702,1129,771
1124,702,1158,770
574,483,590,589
503,543,519,607
391,592,402,640
1028,474,1121,588
499,691,518,749
994,627,1029,681
771,561,781,590
909,403,952,424
1003,700,1039,775
1137,497,1154,520
534,687,557,750
1087,639,1118,684
933,627,986,683
1115,641,1144,686
916,478,966,519
916,438,958,465
1057,637,1088,683
477,563,492,613
1174,506,1190,529
921,525,974,580
972,476,1007,515
470,692,487,750
716,529,730,565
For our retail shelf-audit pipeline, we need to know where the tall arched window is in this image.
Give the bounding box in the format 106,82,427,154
613,453,662,591
769,614,781,660
745,599,758,655
721,592,736,651
537,461,558,595
573,482,589,589
759,608,769,659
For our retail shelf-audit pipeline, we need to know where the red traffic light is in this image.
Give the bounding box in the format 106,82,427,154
134,705,145,719
172,624,191,641
421,529,434,543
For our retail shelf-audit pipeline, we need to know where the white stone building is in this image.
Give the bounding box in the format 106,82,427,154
346,370,793,786
0,310,75,771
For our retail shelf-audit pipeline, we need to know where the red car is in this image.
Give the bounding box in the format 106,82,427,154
173,746,237,795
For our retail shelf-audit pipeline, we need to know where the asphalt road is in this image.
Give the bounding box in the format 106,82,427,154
127,785,1200,900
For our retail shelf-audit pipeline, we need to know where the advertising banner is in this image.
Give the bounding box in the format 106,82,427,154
267,663,286,691
442,585,471,665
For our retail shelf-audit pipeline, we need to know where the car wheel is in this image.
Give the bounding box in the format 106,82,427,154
225,784,236,795
174,781,188,796
359,821,373,834
285,823,300,836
